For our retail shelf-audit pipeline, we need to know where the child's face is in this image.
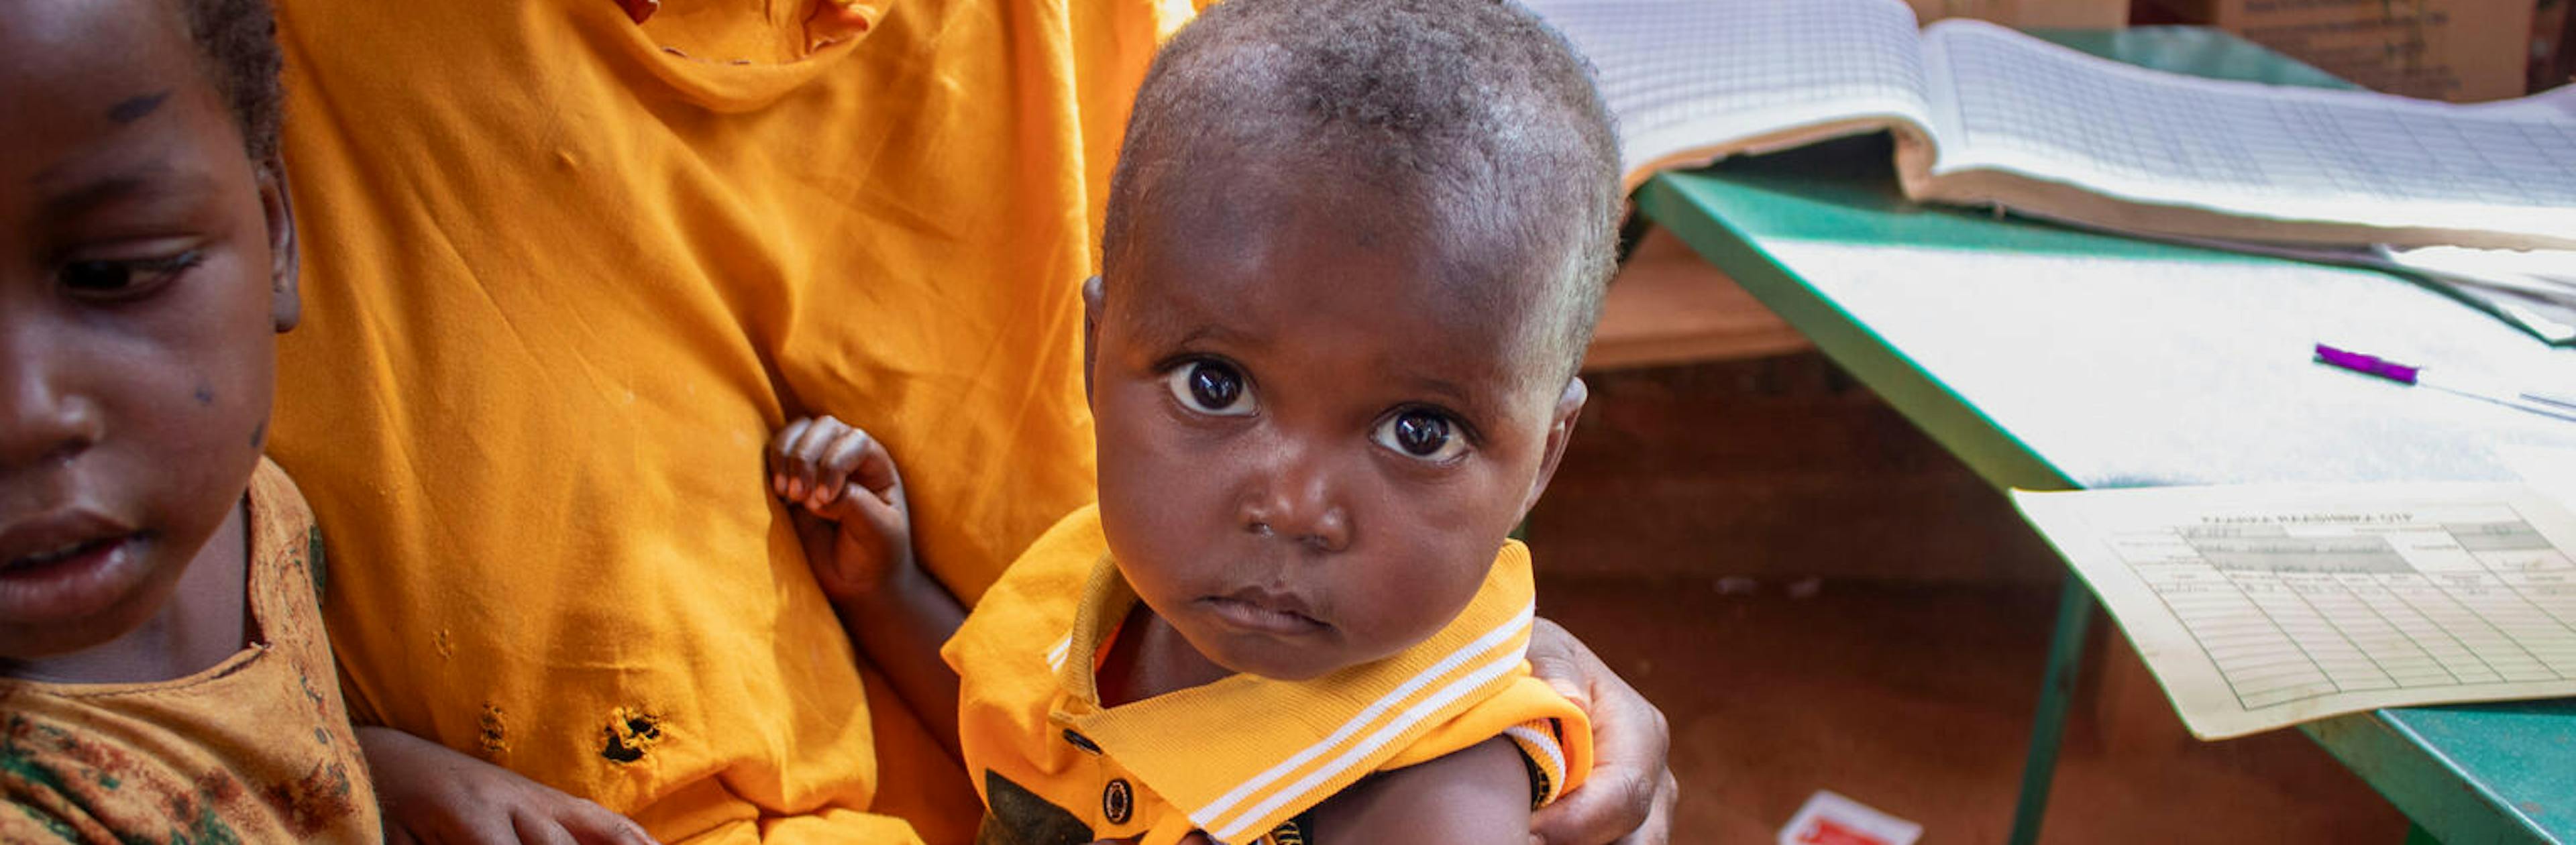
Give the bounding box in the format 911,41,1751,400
1089,161,1583,681
0,0,295,661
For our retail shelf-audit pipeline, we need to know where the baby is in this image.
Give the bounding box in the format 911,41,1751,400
0,0,378,840
769,0,1623,841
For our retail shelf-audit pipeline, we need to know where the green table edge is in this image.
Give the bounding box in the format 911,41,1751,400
2305,713,2560,844
1640,164,2561,842
1625,24,2560,844
1633,177,2078,494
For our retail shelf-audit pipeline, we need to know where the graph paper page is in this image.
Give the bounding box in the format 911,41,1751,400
1530,0,1933,182
2015,484,2576,739
1921,19,2576,244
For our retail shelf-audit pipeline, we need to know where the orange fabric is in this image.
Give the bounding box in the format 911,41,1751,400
0,460,378,844
268,0,1187,841
947,506,1591,845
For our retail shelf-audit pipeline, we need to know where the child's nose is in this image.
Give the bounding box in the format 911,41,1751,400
0,341,101,472
1238,447,1350,554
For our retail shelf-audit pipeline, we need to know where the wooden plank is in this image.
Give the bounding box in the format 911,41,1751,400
1582,226,1812,372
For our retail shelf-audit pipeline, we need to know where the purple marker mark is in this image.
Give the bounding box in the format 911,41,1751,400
2314,344,2421,385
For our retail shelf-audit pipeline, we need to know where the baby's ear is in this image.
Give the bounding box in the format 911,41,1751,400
258,160,301,333
1520,376,1589,519
1081,274,1104,404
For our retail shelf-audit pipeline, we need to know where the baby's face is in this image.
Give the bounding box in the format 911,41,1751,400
1090,163,1574,681
0,0,292,660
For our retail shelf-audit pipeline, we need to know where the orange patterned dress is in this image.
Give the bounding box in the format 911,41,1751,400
0,459,378,844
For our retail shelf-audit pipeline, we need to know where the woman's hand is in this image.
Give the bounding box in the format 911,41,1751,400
1527,617,1679,845
360,727,657,845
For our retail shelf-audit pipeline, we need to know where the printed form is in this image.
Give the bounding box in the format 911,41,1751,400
2014,484,2576,739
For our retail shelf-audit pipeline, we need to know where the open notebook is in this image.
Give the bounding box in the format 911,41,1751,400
1530,0,2576,251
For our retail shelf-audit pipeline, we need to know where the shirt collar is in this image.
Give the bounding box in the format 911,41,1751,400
1049,544,1538,842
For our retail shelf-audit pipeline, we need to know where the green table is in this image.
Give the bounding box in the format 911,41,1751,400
1632,27,2576,844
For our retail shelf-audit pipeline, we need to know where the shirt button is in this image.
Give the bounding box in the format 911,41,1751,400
1103,778,1134,824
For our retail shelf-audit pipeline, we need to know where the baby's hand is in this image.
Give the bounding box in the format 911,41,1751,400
769,416,915,605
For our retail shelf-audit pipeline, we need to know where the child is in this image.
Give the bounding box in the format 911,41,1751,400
0,0,378,840
769,0,1622,840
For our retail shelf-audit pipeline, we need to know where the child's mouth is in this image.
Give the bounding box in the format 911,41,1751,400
6,537,125,571
0,517,150,624
1199,595,1326,636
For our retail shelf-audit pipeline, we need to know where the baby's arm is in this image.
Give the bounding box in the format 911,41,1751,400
1303,737,1534,844
769,415,965,760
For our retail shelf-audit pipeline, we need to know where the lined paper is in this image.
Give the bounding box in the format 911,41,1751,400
1533,0,1933,178
1526,0,2576,245
1923,19,2576,243
2016,484,2576,739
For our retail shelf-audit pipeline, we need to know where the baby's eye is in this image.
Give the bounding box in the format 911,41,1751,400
1166,359,1256,416
1373,409,1468,462
58,252,198,300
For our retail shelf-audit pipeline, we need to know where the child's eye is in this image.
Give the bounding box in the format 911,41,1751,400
58,252,199,300
1166,359,1256,416
1373,409,1468,462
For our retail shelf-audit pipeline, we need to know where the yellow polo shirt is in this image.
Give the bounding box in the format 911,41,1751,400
947,506,1590,845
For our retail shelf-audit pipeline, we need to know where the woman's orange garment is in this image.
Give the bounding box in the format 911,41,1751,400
0,460,380,844
268,1,1189,841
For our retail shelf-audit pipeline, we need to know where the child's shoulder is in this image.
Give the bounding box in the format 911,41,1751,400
247,456,328,605
945,503,1108,669
248,456,313,524
972,504,1108,618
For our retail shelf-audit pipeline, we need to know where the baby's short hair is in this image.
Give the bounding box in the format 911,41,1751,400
1102,0,1621,384
175,0,284,164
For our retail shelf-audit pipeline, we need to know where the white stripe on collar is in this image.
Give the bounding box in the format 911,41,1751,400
1190,602,1534,838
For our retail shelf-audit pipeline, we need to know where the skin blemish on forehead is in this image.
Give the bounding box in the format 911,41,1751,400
193,384,214,405
106,91,170,124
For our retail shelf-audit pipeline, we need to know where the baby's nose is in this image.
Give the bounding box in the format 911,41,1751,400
1238,451,1350,553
